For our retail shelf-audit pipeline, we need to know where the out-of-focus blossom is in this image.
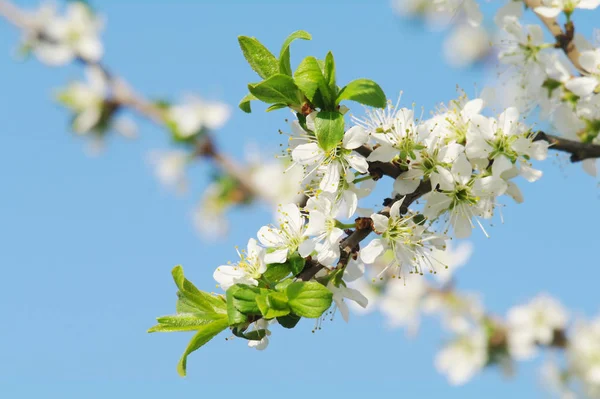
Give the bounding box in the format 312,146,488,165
506,294,568,359
32,2,104,66
435,327,488,385
167,96,231,138
443,23,491,68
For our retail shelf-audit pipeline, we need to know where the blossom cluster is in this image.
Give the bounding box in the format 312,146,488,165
194,85,551,357
493,0,600,176
3,0,600,391
142,22,561,374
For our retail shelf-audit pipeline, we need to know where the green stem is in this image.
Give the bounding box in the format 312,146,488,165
353,174,373,183
335,220,356,229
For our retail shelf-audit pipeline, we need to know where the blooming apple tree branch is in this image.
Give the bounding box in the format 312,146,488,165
3,0,600,394
144,22,600,377
0,0,308,238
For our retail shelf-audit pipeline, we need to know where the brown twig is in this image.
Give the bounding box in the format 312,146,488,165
523,0,586,74
535,131,600,162
0,0,265,201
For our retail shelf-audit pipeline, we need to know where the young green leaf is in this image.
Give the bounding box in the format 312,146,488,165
248,74,301,106
232,327,267,341
262,263,292,283
238,36,279,79
293,56,333,108
241,329,267,341
177,316,229,377
176,292,206,315
279,30,312,76
256,292,291,319
239,93,257,113
266,103,288,112
277,314,301,329
266,291,289,310
226,287,248,326
229,284,262,314
287,253,306,276
286,281,333,318
336,78,387,108
324,51,337,95
148,313,219,333
172,266,226,314
275,278,294,292
314,111,345,152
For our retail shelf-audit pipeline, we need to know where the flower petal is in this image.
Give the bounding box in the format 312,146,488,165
565,77,599,97
360,239,386,264
342,126,368,149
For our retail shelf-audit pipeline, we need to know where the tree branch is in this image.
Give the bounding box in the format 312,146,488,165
535,131,600,162
522,0,586,74
356,144,403,179
0,0,265,201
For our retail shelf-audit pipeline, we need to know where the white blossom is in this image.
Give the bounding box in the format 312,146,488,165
168,96,231,138
432,97,484,143
506,294,568,360
443,24,490,68
435,327,488,385
423,154,507,238
292,124,369,194
365,107,426,163
534,0,600,18
247,319,272,351
568,317,600,395
251,160,305,206
565,49,600,97
328,280,369,323
361,198,447,275
213,238,267,291
149,150,189,193
34,2,104,65
433,0,483,27
57,66,107,134
378,274,428,334
257,203,313,264
468,107,548,182
328,258,370,322
303,194,345,267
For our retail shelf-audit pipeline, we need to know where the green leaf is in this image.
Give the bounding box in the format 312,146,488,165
239,93,257,113
242,329,268,341
148,313,220,333
229,284,261,314
293,56,333,108
238,36,279,79
275,278,294,292
256,292,291,319
177,316,229,377
232,327,268,341
172,266,226,314
286,281,333,318
266,103,288,112
263,263,292,283
279,30,312,76
287,253,306,276
277,314,301,329
176,292,205,314
248,74,301,106
226,287,248,326
266,291,289,310
324,51,337,95
314,111,345,152
336,78,386,108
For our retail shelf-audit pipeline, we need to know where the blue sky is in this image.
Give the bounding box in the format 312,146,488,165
1,0,599,397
